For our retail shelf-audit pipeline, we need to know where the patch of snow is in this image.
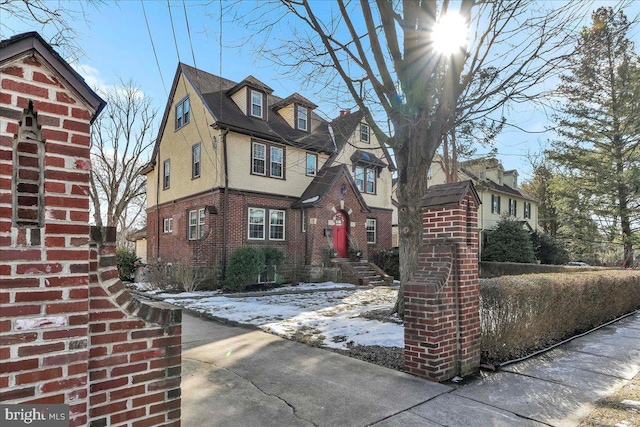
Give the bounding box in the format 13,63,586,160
301,196,320,204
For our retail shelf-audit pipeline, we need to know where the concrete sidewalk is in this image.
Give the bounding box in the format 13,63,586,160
181,311,640,427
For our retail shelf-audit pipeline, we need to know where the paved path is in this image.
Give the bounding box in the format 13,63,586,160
181,311,640,427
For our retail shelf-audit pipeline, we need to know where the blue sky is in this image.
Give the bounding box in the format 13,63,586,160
3,0,639,180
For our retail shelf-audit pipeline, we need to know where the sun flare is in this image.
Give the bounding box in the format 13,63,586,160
431,13,468,55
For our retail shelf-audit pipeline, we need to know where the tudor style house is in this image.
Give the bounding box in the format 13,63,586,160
430,157,539,244
391,157,539,249
142,63,395,280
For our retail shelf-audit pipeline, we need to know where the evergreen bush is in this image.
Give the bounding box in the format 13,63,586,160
481,217,536,263
116,246,139,282
225,247,265,291
532,231,570,265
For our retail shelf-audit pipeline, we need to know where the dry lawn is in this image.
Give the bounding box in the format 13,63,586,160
579,371,640,427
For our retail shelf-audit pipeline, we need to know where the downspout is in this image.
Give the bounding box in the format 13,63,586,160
156,146,161,263
221,128,230,278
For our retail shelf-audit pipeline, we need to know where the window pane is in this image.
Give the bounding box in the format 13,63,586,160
366,169,375,193
251,91,262,117
192,143,201,178
270,210,285,240
249,208,265,239
271,147,283,178
366,219,376,243
198,208,206,238
361,124,369,142
355,167,364,191
297,106,307,130
189,210,198,240
184,99,190,124
252,144,265,174
306,153,316,176
176,103,183,128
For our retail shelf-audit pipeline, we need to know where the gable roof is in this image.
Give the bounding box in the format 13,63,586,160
420,180,481,208
272,92,318,110
147,62,396,172
460,167,538,202
0,32,106,123
291,164,370,211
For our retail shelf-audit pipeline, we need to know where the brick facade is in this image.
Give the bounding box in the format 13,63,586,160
404,183,481,382
148,180,392,281
1,32,182,426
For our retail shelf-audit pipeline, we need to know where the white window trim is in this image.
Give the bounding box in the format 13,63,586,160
250,90,263,118
366,218,377,244
360,123,370,142
163,217,173,233
248,207,266,240
188,208,205,240
365,168,376,194
163,159,170,190
355,166,364,192
297,105,308,131
252,142,266,176
192,142,201,179
301,209,307,233
269,209,286,241
355,166,376,194
270,146,284,179
306,153,317,176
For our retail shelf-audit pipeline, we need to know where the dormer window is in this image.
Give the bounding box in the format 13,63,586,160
296,105,308,131
360,123,370,143
175,96,190,130
251,90,263,118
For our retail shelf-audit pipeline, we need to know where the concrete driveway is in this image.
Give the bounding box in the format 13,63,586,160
181,311,640,427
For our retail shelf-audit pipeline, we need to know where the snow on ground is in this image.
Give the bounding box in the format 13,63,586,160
142,282,403,350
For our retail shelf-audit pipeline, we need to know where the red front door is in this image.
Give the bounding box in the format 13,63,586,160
333,211,348,258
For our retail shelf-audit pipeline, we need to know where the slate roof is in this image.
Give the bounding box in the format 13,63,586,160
291,164,369,211
0,32,106,122
148,62,396,172
420,180,481,208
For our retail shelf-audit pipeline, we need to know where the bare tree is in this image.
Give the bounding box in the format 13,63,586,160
0,0,104,62
90,80,157,243
229,0,596,316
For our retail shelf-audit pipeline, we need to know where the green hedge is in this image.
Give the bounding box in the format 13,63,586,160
480,270,640,365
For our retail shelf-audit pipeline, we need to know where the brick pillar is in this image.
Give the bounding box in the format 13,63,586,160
1,55,94,425
404,183,481,382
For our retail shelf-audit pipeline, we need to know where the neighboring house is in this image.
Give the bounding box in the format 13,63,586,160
391,156,539,248
142,63,395,280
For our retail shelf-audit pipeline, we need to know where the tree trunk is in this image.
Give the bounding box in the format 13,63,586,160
392,130,438,318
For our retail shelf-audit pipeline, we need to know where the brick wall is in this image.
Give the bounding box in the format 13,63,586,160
1,37,182,426
88,227,181,427
404,190,481,382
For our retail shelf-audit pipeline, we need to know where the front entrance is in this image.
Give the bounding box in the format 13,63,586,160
333,211,348,258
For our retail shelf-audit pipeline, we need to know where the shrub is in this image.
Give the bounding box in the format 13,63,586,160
531,232,570,265
482,217,536,263
262,247,285,268
116,246,139,282
173,263,209,293
370,248,399,279
480,270,640,365
225,247,265,291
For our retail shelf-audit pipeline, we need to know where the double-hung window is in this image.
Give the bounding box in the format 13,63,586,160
306,153,317,176
360,123,370,142
192,142,201,179
297,105,308,131
491,195,501,214
188,208,206,240
269,210,285,240
248,208,285,240
524,202,531,219
366,219,377,243
251,141,285,179
163,218,173,233
251,90,263,118
509,199,517,216
252,142,266,175
270,146,283,178
175,97,190,129
163,159,170,190
354,166,376,194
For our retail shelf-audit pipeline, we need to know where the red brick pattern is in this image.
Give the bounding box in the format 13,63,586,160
1,51,181,426
147,176,392,279
404,192,481,382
